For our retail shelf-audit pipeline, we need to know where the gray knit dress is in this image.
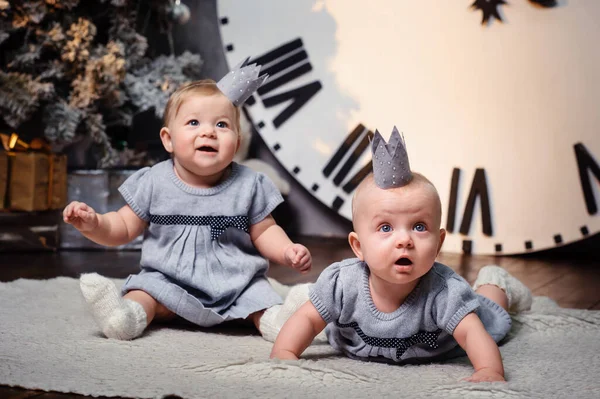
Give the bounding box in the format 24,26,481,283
310,259,512,364
118,160,284,327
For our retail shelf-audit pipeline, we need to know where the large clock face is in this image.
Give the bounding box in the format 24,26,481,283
217,0,600,255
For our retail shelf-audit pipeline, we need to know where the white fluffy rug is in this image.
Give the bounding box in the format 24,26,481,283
1,277,600,399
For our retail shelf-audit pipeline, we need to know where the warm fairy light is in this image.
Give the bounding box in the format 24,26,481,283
8,133,29,150
8,133,17,150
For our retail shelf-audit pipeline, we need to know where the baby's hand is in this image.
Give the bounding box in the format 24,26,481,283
63,201,99,232
284,244,312,273
463,368,505,383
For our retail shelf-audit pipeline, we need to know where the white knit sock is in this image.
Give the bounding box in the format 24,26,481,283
267,277,292,299
472,265,533,313
259,283,327,343
80,273,147,340
259,304,283,342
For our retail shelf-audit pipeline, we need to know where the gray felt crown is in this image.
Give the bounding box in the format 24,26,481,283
217,57,268,106
371,126,413,189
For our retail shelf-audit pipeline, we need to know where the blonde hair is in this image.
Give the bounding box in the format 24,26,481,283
162,79,241,133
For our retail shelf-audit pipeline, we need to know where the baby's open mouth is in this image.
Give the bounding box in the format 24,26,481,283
197,146,217,152
395,258,413,266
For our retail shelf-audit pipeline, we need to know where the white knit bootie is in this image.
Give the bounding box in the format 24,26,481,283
473,265,533,313
259,283,327,343
80,273,147,340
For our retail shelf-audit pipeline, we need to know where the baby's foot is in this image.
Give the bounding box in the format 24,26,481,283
473,265,533,313
80,273,147,340
259,283,327,343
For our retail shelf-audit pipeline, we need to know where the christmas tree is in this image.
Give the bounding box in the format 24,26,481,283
0,0,201,168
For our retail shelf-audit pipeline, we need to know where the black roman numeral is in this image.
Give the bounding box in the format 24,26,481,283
446,168,493,236
250,38,322,128
574,143,600,215
322,124,373,194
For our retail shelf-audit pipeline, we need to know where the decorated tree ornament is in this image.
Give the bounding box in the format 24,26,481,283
167,0,191,25
471,0,507,25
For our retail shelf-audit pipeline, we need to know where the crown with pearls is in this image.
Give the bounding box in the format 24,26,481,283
371,126,413,189
217,57,268,106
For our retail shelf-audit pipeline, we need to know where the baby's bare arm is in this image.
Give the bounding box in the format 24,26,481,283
270,301,326,360
64,202,147,247
251,215,292,264
453,313,505,382
90,206,147,246
250,215,312,272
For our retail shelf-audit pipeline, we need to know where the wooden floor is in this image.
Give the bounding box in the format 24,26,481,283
1,236,599,399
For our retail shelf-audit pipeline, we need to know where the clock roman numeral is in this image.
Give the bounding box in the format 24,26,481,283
261,83,321,129
250,38,322,128
574,142,600,215
446,168,493,236
322,124,374,194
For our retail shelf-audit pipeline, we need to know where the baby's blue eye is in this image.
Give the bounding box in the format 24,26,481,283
216,121,228,128
379,224,392,233
413,223,427,232
188,119,199,126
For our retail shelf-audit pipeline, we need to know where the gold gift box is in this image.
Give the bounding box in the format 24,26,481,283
0,151,7,209
1,133,68,211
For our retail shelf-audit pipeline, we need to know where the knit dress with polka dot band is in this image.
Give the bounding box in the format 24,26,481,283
309,259,512,364
118,159,284,327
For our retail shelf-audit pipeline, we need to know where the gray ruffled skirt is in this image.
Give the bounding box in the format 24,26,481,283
121,269,283,327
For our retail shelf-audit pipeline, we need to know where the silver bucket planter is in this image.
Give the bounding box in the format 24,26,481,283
59,169,143,250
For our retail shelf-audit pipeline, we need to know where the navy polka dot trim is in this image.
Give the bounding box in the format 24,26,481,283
150,214,249,240
336,321,442,360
